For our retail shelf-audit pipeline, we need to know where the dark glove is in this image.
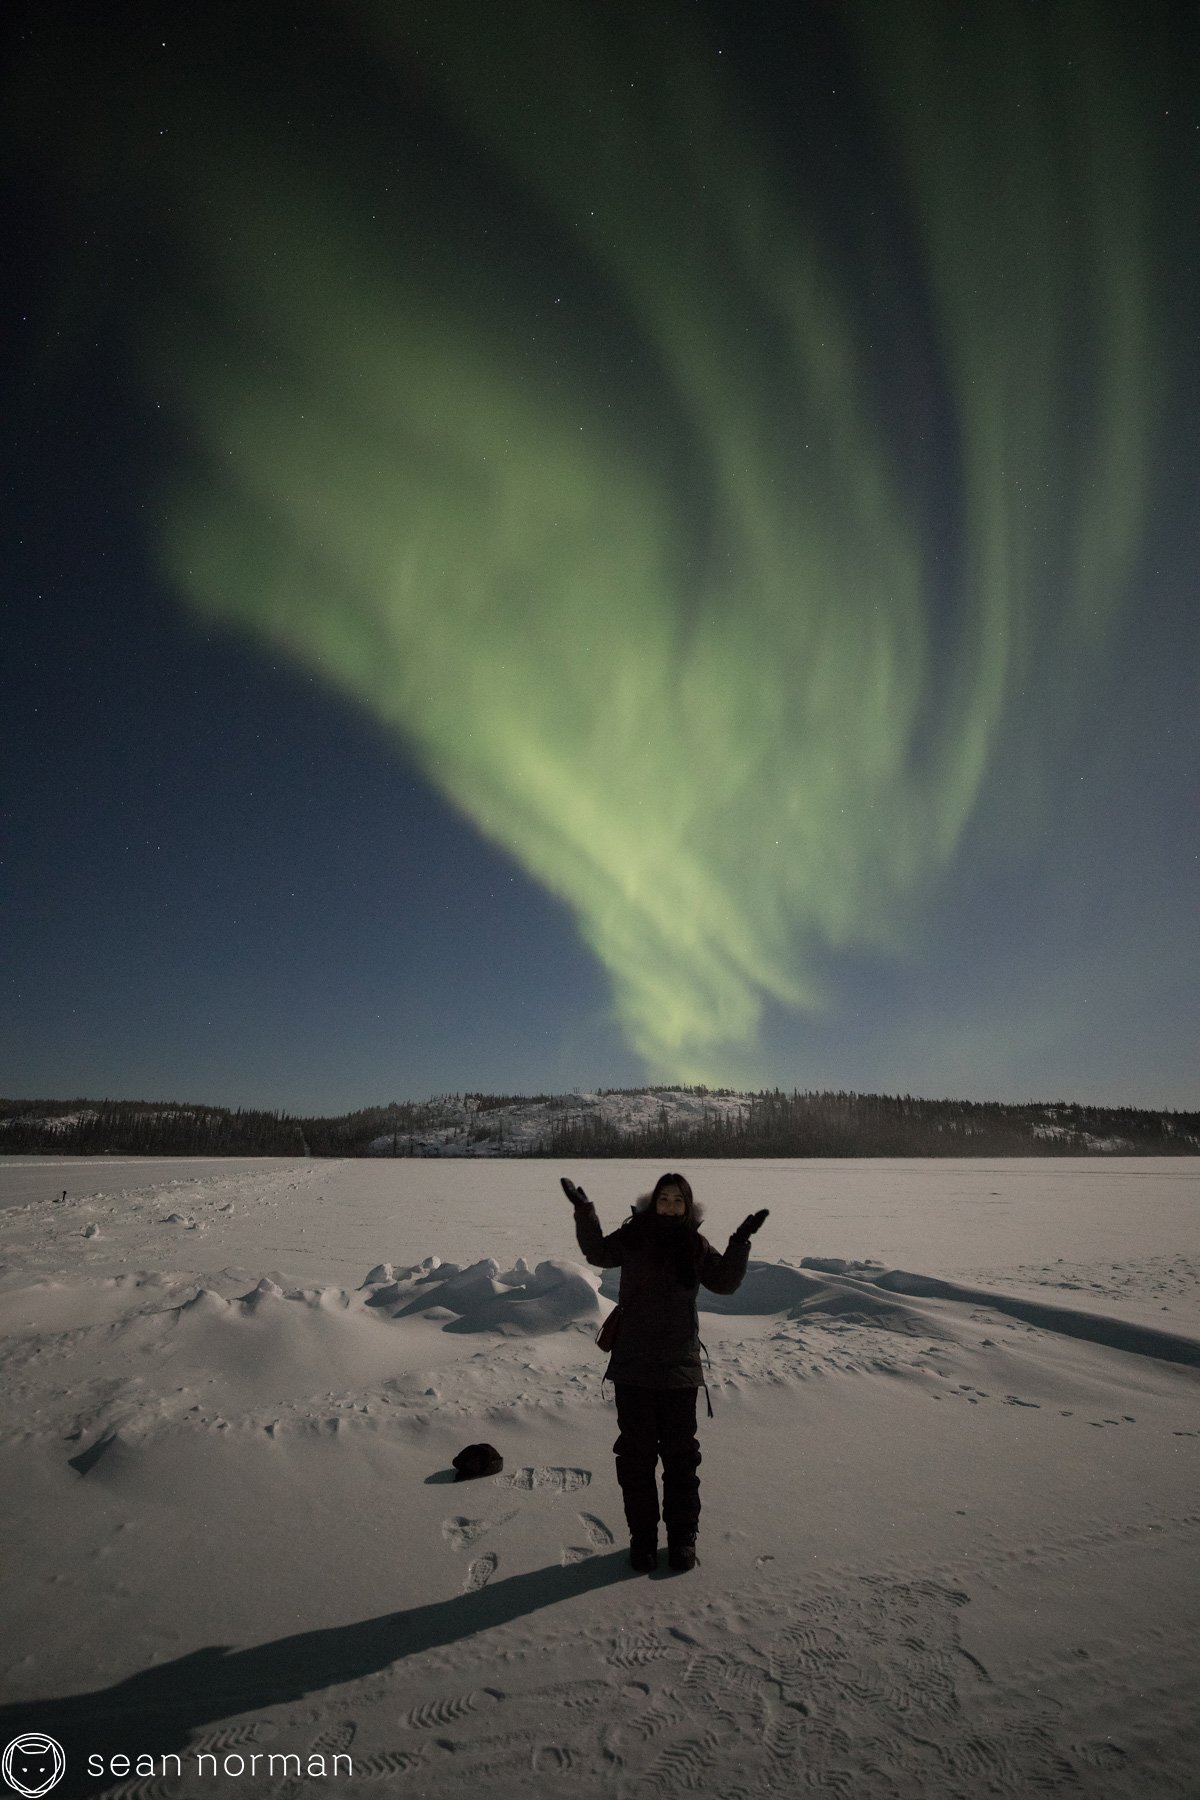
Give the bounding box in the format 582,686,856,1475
732,1208,769,1242
560,1177,589,1208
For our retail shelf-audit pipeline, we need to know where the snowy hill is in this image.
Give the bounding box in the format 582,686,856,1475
363,1088,753,1157
3,1088,1195,1158
361,1088,1199,1159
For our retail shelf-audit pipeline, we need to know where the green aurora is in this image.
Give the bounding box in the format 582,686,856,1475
43,4,1161,1081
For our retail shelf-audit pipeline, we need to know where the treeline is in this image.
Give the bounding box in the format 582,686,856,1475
0,1098,306,1156
2,1090,1196,1158
301,1100,445,1156
533,1091,1199,1159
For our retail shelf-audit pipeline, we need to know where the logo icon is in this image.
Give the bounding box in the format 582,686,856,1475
2,1736,66,1798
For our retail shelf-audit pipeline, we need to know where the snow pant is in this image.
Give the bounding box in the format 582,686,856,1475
613,1384,701,1540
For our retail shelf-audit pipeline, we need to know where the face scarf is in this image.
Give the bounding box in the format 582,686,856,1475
645,1207,698,1287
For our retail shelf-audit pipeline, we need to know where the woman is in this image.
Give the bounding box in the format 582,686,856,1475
563,1171,768,1573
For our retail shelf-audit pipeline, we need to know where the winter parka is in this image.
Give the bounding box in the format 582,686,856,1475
574,1193,750,1390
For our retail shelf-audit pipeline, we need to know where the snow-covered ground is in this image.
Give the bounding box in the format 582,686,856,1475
0,1155,1197,1798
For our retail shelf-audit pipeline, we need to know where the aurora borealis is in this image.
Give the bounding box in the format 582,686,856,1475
2,1,1196,1109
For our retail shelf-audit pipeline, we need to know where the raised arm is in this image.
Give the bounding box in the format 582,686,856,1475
561,1176,626,1268
699,1208,769,1294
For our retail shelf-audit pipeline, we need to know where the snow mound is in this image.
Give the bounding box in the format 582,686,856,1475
801,1255,886,1275
360,1254,601,1335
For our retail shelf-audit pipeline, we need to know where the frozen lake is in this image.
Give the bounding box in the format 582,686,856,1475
1,1155,1197,1797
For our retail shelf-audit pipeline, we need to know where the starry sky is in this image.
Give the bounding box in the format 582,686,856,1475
2,0,1197,1115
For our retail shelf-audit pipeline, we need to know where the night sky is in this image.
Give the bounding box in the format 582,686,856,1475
3,1,1197,1115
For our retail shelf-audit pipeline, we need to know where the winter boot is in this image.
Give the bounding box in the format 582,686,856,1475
629,1530,658,1573
667,1535,697,1573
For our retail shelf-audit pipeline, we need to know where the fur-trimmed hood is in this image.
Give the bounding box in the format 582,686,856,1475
632,1191,706,1227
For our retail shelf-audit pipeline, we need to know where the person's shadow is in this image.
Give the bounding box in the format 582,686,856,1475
0,1551,635,1797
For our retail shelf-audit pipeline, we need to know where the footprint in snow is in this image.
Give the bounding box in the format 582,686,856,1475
309,1722,356,1758
442,1512,515,1549
464,1553,498,1591
500,1465,592,1492
578,1512,615,1547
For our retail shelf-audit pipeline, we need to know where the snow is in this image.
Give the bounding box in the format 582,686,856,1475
0,1155,1197,1797
364,1087,754,1154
